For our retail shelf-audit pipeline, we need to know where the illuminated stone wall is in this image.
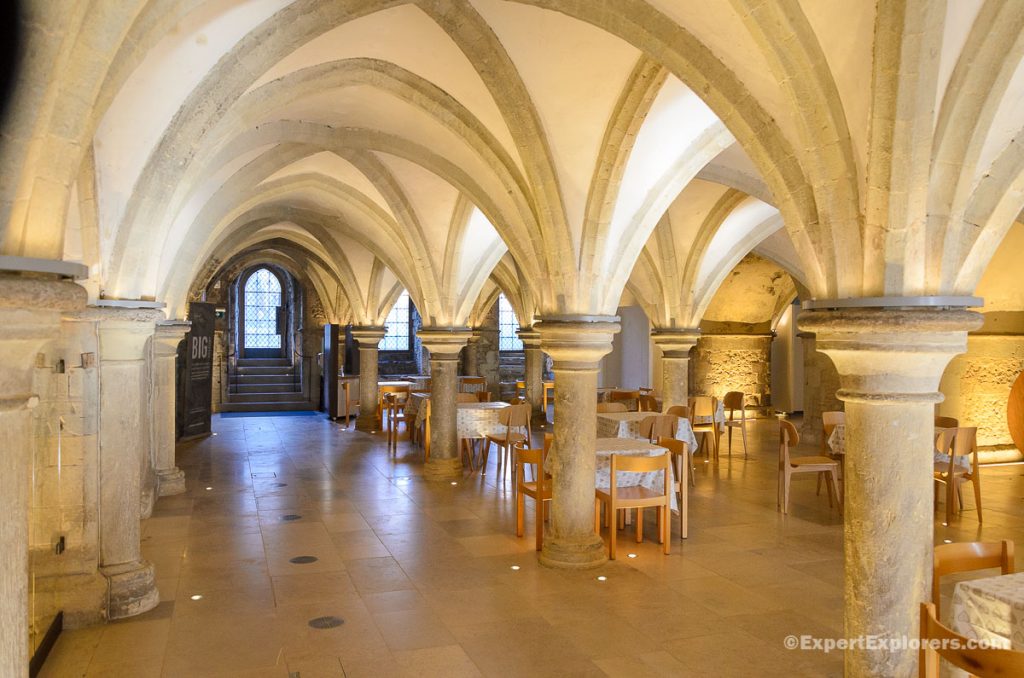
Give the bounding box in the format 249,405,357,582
800,332,843,445
691,333,773,408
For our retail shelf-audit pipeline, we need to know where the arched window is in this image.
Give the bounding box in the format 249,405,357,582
380,291,411,351
243,268,282,349
498,293,523,351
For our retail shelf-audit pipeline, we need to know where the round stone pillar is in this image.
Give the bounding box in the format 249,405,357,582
799,305,981,677
95,305,164,620
652,329,700,412
350,326,386,432
419,328,471,480
152,321,190,496
0,273,85,678
463,333,480,377
799,331,843,444
535,316,619,569
518,328,544,416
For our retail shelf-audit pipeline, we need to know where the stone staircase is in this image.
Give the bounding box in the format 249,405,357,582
221,358,315,412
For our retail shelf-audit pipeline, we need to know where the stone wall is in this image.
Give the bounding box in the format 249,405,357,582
939,334,1024,462
691,333,773,408
801,333,843,445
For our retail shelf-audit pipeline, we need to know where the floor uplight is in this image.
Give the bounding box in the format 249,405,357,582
510,565,520,571
190,594,203,601
596,576,607,582
627,553,637,559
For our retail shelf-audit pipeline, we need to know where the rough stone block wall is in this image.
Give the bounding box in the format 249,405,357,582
939,334,1024,461
801,334,843,445
691,334,772,408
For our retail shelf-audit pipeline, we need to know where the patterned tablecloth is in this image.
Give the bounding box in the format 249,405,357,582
948,572,1024,677
405,392,429,426
827,424,970,469
596,412,699,453
595,438,677,511
408,397,509,439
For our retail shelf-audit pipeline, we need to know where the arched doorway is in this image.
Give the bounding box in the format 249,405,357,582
241,267,287,359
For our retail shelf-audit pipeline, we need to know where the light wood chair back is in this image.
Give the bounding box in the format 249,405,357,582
377,384,410,427
932,540,1014,620
597,402,628,413
422,398,431,460
460,376,487,392
610,389,641,410
919,602,1024,677
722,391,748,458
935,415,959,429
666,404,690,419
934,427,983,524
638,394,660,412
513,442,551,551
509,395,528,406
500,403,532,430
456,392,478,403
822,410,845,453
689,395,720,459
475,391,492,402
723,391,744,412
595,452,672,558
657,437,689,538
639,415,678,442
779,418,799,466
689,396,716,419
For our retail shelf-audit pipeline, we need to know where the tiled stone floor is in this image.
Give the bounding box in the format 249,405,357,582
41,412,1024,677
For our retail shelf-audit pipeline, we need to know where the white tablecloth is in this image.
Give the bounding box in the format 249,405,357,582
596,412,699,453
827,424,970,469
457,401,509,438
594,438,677,511
949,572,1024,676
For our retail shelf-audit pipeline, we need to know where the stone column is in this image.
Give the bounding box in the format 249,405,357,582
692,333,773,408
95,305,164,620
536,316,619,569
152,321,190,496
518,327,544,416
799,331,842,444
350,326,386,432
463,333,480,377
0,273,85,678
419,328,471,480
800,306,981,677
652,329,700,412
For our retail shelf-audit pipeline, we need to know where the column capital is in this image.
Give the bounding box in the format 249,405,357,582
651,328,700,357
417,326,472,356
798,307,982,403
535,316,619,368
86,305,164,361
154,320,190,356
517,326,542,349
350,325,387,344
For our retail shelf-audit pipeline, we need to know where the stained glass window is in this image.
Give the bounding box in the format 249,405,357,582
380,291,411,351
499,293,523,351
243,268,282,349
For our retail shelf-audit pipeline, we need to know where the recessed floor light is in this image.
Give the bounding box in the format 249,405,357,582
510,565,520,571
190,594,203,601
205,487,213,491
596,576,607,582
450,481,457,486
942,522,948,527
212,432,218,436
627,553,637,559
943,539,953,544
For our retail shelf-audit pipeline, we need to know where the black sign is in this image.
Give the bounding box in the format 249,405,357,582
182,302,215,438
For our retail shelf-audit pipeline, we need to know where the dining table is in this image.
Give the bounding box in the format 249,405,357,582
948,571,1024,677
596,411,699,453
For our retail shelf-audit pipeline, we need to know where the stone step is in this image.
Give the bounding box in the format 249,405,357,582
233,383,302,394
234,365,294,375
219,401,317,413
225,391,307,403
236,358,291,367
229,374,295,384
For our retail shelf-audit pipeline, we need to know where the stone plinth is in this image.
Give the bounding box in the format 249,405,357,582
800,306,981,678
536,316,619,569
691,333,772,408
0,273,86,676
419,328,472,480
652,329,700,412
350,327,386,432
153,321,190,495
94,305,164,620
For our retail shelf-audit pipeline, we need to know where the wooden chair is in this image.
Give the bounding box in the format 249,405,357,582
377,384,409,428
421,398,431,461
456,392,479,403
515,380,526,398
665,404,690,419
638,394,660,412
689,396,719,460
483,403,532,483
932,540,1014,620
382,393,406,452
934,427,983,524
935,415,959,429
514,442,551,551
722,391,748,458
508,395,528,406
475,390,492,402
610,389,641,411
778,419,841,514
594,453,672,559
639,415,677,443
919,602,1024,677
460,376,486,393
597,402,628,413
657,437,689,538
817,410,845,496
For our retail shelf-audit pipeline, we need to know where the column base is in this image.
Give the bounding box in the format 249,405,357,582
140,487,156,520
157,468,186,496
423,456,462,481
101,560,160,620
355,412,377,433
539,534,607,569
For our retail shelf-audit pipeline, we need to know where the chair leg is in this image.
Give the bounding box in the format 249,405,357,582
816,473,823,496
536,498,544,551
824,473,833,507
516,489,524,537
783,469,791,514
594,499,601,535
663,505,671,554
728,426,733,457
740,422,748,459
636,508,643,543
609,510,617,560
829,470,842,513
945,472,955,525
972,477,983,524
